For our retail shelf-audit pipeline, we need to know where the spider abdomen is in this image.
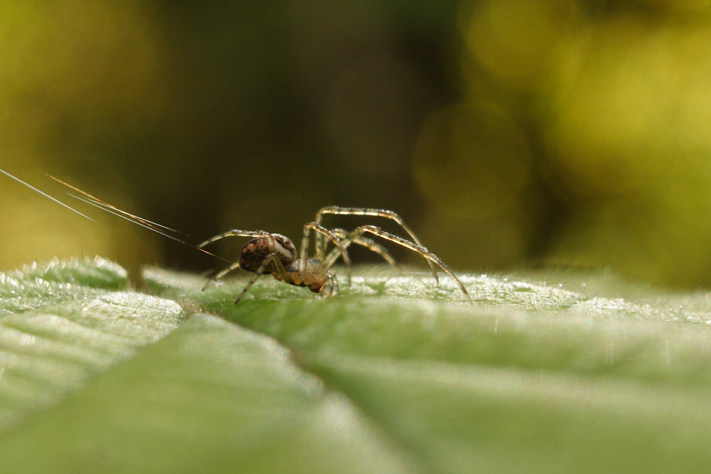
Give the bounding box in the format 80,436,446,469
239,234,296,273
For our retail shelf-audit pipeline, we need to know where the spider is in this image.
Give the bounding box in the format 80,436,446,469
198,206,473,304
0,171,473,304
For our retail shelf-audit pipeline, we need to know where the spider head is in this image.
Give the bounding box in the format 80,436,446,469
239,233,296,273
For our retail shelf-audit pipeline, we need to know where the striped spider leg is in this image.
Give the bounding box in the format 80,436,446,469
198,223,351,303
319,225,473,305
331,228,400,269
314,206,439,282
298,222,352,285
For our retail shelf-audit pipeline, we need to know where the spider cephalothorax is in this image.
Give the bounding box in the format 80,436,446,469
199,206,472,304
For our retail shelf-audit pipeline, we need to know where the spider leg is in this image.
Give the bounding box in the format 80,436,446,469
321,272,338,298
332,228,400,269
314,207,439,282
202,260,241,291
234,253,284,303
299,222,352,285
203,245,290,296
322,225,473,305
197,229,271,249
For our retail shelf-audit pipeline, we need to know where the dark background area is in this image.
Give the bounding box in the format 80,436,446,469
2,0,711,288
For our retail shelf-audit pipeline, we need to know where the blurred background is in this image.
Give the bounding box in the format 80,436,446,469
2,0,711,288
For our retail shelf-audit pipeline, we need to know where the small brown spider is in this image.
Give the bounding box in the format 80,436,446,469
198,206,473,304
0,173,472,304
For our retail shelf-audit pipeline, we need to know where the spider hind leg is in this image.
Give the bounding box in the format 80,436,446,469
323,225,473,305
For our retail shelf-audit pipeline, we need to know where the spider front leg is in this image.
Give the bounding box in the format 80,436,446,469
314,206,439,282
321,225,473,305
197,229,271,249
202,260,241,291
299,222,352,285
234,253,287,303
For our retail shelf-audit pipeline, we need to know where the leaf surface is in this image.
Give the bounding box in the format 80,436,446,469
3,259,711,473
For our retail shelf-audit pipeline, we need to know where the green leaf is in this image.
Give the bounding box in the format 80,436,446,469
0,258,183,434
4,259,711,473
145,265,711,473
